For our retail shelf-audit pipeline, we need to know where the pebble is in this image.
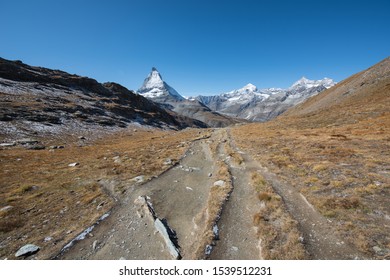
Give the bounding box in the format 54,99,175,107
68,162,79,167
0,206,13,212
373,246,382,254
231,246,239,252
92,240,98,251
131,175,145,183
213,180,226,187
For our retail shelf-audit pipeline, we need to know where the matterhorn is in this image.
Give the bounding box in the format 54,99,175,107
137,67,184,102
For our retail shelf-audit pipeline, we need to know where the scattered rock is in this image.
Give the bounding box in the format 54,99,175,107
0,205,13,212
68,162,79,167
78,136,86,140
208,173,212,177
0,142,16,147
49,145,65,149
231,246,239,252
164,158,172,165
25,185,39,192
186,187,193,191
205,245,213,255
44,236,53,242
213,224,219,240
26,144,45,150
112,156,121,164
119,257,126,260
17,138,38,145
15,244,40,257
96,201,105,210
373,246,383,254
92,240,98,251
213,180,226,187
131,175,145,183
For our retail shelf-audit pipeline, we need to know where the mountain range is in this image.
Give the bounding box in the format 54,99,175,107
193,77,336,121
137,67,336,123
137,68,238,127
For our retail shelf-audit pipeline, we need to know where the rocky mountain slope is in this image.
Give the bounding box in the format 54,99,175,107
0,58,205,140
231,56,390,259
283,58,390,126
137,68,239,127
195,77,336,122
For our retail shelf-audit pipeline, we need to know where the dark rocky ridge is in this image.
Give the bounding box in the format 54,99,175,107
0,58,206,139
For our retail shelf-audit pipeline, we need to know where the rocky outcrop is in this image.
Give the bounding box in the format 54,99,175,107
134,196,181,259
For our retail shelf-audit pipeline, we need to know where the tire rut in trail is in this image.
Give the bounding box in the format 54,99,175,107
208,129,262,259
219,130,366,259
255,164,368,259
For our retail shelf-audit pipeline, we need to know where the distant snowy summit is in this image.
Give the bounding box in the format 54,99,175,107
137,67,184,102
290,77,335,89
195,77,336,122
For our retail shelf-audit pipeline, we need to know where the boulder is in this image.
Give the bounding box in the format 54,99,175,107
15,244,40,257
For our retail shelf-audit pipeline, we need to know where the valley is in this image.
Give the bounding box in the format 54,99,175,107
0,57,389,260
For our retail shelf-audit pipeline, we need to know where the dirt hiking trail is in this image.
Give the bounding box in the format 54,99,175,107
57,128,367,260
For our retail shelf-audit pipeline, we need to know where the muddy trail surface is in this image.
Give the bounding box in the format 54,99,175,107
57,128,366,260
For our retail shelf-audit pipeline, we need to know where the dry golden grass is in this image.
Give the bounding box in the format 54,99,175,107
193,159,233,259
232,110,390,258
251,172,307,259
0,127,210,259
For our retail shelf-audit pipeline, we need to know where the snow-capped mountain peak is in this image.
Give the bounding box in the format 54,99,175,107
292,76,311,87
225,83,258,96
242,83,257,92
291,77,336,89
137,67,184,101
194,75,336,122
138,67,164,91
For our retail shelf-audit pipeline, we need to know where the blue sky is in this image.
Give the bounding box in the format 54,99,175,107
1,0,389,96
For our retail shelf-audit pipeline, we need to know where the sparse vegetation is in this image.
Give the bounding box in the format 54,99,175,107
250,172,307,259
0,128,209,259
231,73,390,258
193,160,233,259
